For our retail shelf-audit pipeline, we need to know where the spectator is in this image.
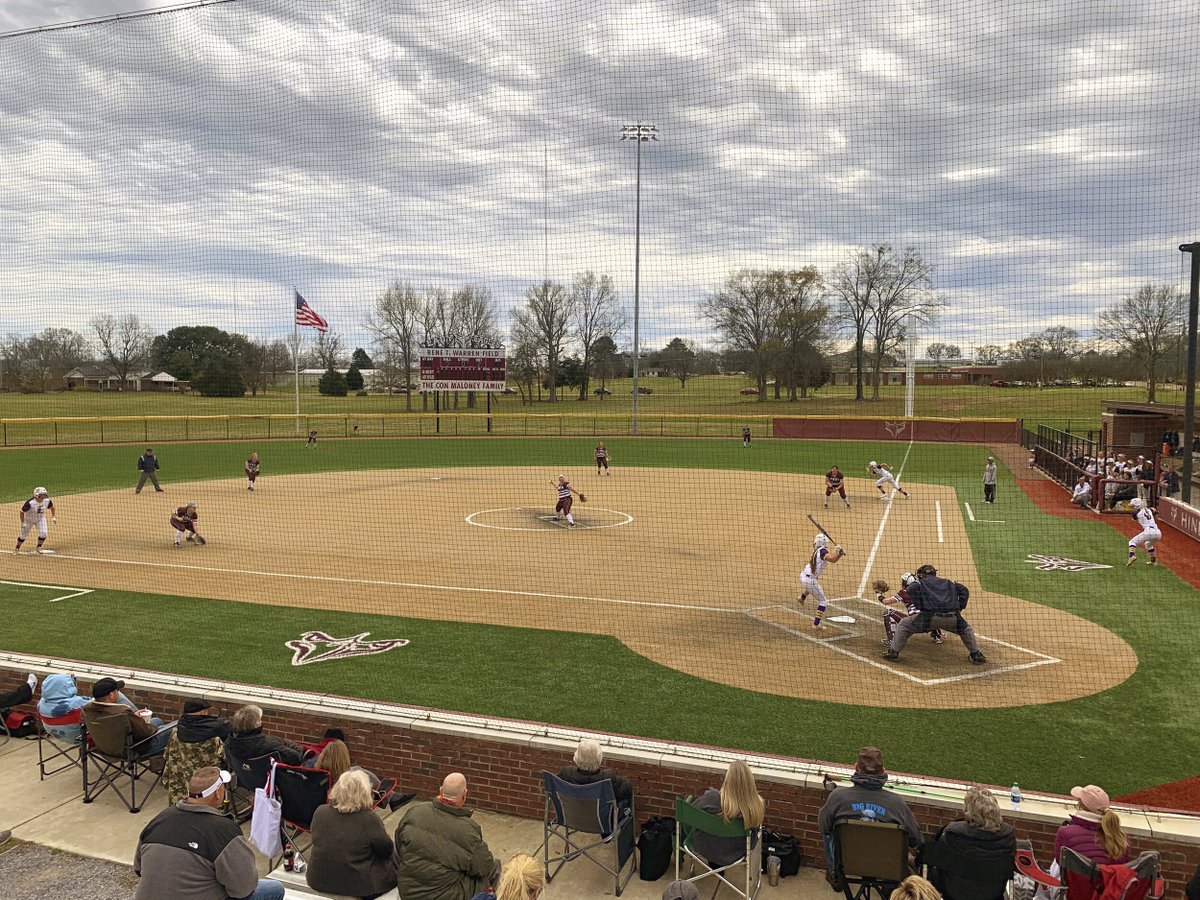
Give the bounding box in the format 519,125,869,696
177,699,233,744
1054,784,1132,866
558,738,634,809
924,786,1014,899
134,766,284,900
472,853,544,900
135,448,164,494
394,772,499,900
690,759,765,868
307,770,397,900
982,457,997,504
819,747,922,879
661,881,701,900
227,704,307,765
82,676,173,755
37,673,99,744
891,875,942,900
1161,467,1180,501
1071,476,1093,509
1,672,37,711
314,739,408,811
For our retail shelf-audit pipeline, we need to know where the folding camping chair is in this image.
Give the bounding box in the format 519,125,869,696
1015,843,1164,900
920,835,1014,900
674,796,761,900
162,733,227,806
832,820,911,900
226,748,280,822
36,708,84,780
80,713,175,813
542,771,637,897
274,762,332,857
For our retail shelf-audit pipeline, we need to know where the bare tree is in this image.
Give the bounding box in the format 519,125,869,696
90,314,152,389
313,330,345,371
1097,284,1185,402
368,280,423,410
452,285,501,408
371,340,405,394
507,314,544,404
974,344,1004,366
700,269,780,401
865,247,942,400
239,338,271,397
926,342,961,366
515,280,573,402
265,339,292,385
828,248,889,401
768,268,833,401
569,271,624,400
16,327,89,391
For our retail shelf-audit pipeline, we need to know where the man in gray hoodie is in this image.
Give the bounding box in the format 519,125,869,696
818,748,922,883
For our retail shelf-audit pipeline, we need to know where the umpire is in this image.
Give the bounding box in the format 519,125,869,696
883,564,987,665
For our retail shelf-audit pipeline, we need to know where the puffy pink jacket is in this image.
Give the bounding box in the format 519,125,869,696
1054,815,1133,866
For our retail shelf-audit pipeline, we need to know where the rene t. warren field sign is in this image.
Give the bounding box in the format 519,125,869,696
419,346,507,392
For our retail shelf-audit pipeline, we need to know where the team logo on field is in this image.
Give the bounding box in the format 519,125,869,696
1024,554,1113,572
286,630,410,666
884,421,908,438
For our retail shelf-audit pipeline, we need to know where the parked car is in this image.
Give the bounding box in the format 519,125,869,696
740,387,759,396
989,380,1009,388
500,386,518,395
631,386,653,394
593,387,612,396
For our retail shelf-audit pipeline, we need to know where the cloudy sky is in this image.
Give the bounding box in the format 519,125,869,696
1,0,1197,355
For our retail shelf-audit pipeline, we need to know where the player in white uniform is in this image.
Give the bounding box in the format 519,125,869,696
798,534,844,628
15,487,57,555
868,461,910,500
1127,498,1161,567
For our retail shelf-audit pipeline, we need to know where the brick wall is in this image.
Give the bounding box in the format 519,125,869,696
4,670,1198,888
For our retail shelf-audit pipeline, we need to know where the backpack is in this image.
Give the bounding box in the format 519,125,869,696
637,815,676,881
3,710,36,738
761,829,802,877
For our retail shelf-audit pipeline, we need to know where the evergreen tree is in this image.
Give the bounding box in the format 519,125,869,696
351,347,374,369
318,366,348,396
191,353,246,397
345,363,365,391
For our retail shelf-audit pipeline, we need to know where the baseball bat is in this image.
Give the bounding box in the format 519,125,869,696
806,514,847,555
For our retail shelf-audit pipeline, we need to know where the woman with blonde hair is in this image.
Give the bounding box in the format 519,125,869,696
691,759,765,867
1054,784,1131,865
306,770,396,900
925,786,1014,899
891,875,942,900
471,853,544,900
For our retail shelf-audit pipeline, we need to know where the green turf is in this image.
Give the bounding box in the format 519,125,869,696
1,437,1195,794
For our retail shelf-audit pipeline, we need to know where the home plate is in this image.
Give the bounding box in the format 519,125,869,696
827,615,856,624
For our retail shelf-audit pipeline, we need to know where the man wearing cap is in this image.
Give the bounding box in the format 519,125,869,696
134,766,285,900
15,486,56,554
818,748,923,885
82,677,174,756
136,448,164,493
662,880,701,900
177,699,233,745
983,457,997,504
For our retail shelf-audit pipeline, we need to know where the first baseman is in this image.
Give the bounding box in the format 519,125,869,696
171,502,206,547
798,533,844,628
824,465,850,509
1127,498,1161,567
15,487,56,555
868,461,910,500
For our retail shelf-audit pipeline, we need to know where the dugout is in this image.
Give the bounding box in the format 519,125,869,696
1101,399,1189,458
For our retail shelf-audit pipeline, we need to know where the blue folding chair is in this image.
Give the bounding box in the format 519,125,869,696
542,771,637,896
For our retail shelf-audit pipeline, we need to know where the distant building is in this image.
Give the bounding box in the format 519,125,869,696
829,365,998,387
64,366,184,392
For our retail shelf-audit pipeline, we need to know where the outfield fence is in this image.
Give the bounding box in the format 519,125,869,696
0,413,1022,447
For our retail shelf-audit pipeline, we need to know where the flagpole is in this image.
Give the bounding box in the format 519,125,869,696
293,288,300,436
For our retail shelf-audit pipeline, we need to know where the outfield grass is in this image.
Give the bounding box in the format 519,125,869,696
0,437,1195,794
0,377,1164,431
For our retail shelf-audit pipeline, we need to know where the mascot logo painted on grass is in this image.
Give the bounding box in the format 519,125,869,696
1024,554,1113,572
884,420,908,438
286,631,410,666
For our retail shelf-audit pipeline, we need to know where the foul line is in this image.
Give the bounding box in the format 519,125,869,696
935,501,944,543
855,441,915,598
963,502,1005,524
0,579,93,604
964,502,976,522
2,550,736,615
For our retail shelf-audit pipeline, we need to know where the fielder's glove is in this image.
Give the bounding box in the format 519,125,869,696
578,494,588,503
195,534,207,545
872,579,890,598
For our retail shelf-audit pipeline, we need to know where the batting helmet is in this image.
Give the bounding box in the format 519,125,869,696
869,460,877,468
1131,498,1145,509
813,533,830,549
916,564,937,577
33,486,48,497
900,572,916,587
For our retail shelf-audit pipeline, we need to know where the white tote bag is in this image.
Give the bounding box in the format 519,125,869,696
249,760,283,859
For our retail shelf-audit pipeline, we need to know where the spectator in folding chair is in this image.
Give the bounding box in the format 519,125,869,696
227,704,308,765
37,673,91,744
472,853,544,900
176,698,233,744
315,739,409,812
1054,784,1132,867
307,770,398,900
690,759,765,868
923,786,1015,899
557,738,634,812
83,677,174,755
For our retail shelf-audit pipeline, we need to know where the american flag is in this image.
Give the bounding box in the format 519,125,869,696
294,291,329,333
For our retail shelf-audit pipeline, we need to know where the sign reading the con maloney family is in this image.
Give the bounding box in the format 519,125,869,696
286,631,410,666
1158,497,1200,543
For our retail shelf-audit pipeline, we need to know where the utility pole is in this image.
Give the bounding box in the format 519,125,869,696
1179,242,1199,504
619,123,657,435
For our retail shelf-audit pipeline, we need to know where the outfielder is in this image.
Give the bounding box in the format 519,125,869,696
882,564,985,665
170,502,206,548
868,461,910,500
245,452,261,491
1127,498,1161,567
798,534,844,628
550,475,586,528
594,443,611,475
873,573,943,646
15,487,56,555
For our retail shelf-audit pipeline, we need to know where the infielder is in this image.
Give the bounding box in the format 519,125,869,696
873,573,943,645
594,443,611,475
549,475,586,529
245,452,261,491
1127,498,1161,567
868,461,910,500
15,487,56,555
798,534,844,628
171,502,206,548
824,465,850,509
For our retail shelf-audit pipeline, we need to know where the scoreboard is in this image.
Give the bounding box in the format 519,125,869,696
418,347,507,392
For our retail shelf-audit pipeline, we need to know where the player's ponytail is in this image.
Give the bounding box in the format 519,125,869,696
1099,809,1128,861
810,548,820,572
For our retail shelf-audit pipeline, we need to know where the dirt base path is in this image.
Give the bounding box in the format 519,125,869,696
9,466,1136,709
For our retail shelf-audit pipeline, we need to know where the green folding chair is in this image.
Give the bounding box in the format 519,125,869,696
674,796,761,900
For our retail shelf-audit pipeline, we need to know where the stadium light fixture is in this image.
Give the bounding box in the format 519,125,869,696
619,123,658,435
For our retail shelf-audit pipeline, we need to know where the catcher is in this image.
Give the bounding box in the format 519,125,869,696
872,574,943,646
549,475,586,529
170,501,207,548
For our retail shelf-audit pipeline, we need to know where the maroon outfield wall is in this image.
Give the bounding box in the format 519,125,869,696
772,416,1021,444
1158,497,1200,543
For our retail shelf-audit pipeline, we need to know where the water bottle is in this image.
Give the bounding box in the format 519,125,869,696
283,848,295,871
768,856,781,887
1010,782,1022,807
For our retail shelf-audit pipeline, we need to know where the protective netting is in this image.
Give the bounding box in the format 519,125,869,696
1,0,1199,785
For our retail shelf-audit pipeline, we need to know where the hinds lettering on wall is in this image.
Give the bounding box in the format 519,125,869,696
1159,497,1200,542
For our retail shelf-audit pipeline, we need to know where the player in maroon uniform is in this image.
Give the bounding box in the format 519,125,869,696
742,426,752,447
824,465,850,509
170,502,206,548
876,573,943,645
594,443,611,475
245,452,261,491
549,475,582,528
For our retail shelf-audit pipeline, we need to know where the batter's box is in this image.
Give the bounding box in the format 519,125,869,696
743,596,1061,685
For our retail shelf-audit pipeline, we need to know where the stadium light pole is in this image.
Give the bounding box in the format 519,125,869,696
1179,242,1199,504
620,123,657,435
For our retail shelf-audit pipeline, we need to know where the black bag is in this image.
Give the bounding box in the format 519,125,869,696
761,829,802,877
637,816,675,881
3,710,36,738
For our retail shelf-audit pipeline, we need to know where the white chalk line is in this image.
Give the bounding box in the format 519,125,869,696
935,500,944,543
963,501,1004,524
964,502,976,522
855,441,915,598
0,578,93,604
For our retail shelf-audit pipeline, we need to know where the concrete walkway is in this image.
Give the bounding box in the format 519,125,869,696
0,737,828,898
